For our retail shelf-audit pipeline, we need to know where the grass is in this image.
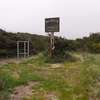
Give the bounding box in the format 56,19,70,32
0,52,100,100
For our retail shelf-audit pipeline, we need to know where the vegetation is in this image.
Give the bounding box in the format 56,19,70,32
0,28,100,58
0,29,49,57
0,28,100,99
0,53,100,100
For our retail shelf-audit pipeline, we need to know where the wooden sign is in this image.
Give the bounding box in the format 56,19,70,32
45,17,60,32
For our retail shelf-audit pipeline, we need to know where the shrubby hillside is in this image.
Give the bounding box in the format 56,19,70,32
0,29,49,57
0,28,100,58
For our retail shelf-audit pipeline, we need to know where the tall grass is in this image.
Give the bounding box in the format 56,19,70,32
0,53,100,100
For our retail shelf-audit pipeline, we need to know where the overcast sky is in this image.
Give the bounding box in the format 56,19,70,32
0,0,100,39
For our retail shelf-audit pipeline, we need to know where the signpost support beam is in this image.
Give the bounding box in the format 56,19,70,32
50,32,55,57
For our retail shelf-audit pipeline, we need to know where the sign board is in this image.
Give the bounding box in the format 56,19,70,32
45,17,60,32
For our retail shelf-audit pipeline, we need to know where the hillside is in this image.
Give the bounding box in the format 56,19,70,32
0,29,100,58
0,29,49,57
0,29,100,99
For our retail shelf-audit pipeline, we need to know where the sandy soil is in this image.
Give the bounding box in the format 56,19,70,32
0,58,25,65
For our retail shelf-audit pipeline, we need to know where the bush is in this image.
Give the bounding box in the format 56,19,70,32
43,51,77,63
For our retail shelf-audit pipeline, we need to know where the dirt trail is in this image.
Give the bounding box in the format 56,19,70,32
50,63,63,69
0,58,21,65
10,63,61,100
10,81,59,100
10,81,38,100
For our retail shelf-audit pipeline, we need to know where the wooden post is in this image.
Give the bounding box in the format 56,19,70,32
17,41,19,58
50,32,55,57
28,41,29,57
24,42,26,58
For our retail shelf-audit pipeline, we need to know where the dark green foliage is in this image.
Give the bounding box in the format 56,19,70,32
0,28,100,58
0,29,49,58
43,51,77,63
